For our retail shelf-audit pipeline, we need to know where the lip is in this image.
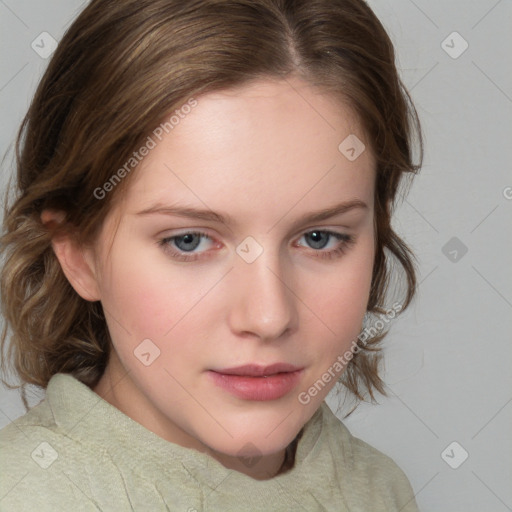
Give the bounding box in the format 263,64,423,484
213,363,303,377
208,363,304,401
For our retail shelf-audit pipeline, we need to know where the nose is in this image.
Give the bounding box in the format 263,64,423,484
227,249,298,342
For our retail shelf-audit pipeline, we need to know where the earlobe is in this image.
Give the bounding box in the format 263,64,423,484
41,209,101,302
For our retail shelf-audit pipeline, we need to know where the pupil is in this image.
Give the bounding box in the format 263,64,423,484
308,231,328,249
176,233,200,251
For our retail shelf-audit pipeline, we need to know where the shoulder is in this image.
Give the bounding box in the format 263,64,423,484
0,374,198,511
0,400,82,511
0,387,122,511
0,396,59,468
318,402,420,512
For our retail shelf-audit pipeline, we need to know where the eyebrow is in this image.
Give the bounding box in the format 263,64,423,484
135,199,368,229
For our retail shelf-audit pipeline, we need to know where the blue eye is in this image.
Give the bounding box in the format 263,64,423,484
173,233,203,252
297,230,355,259
159,231,215,262
158,229,355,262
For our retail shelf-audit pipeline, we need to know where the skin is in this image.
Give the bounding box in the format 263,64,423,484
42,75,376,480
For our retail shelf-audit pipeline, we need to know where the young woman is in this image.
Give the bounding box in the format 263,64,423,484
0,0,423,509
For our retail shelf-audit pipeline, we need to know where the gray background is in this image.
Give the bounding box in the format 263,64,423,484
1,1,511,511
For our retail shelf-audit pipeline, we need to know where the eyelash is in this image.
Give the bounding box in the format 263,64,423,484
158,230,356,262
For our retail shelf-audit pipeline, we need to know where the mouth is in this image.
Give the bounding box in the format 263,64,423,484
213,363,302,377
208,363,304,401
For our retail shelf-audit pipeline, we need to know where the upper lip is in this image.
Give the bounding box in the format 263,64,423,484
212,363,303,377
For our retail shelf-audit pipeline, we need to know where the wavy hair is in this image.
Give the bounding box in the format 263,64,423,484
0,0,422,411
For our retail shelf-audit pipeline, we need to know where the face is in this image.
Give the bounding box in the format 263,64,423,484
65,76,376,479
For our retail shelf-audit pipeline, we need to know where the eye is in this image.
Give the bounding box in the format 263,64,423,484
158,229,356,263
296,230,355,260
158,231,216,262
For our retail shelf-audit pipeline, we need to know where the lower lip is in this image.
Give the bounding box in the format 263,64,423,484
208,370,304,401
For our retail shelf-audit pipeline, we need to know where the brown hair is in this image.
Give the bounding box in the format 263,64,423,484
0,0,422,411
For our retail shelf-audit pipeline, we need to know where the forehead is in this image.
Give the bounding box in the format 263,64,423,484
169,76,367,150
112,76,375,225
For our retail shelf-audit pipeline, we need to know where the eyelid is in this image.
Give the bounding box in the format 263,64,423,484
159,226,352,245
158,227,356,262
292,223,354,237
166,220,354,234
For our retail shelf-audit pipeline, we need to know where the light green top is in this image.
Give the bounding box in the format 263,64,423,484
0,373,419,511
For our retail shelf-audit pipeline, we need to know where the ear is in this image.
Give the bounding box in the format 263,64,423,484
41,209,101,302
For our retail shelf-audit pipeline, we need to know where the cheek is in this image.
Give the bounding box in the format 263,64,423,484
303,236,374,351
98,227,374,360
309,236,373,310
96,244,195,340
97,244,225,369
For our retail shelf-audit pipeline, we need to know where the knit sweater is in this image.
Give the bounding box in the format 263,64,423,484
0,373,419,511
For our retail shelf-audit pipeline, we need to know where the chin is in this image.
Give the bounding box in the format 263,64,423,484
205,435,291,465
198,410,306,459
